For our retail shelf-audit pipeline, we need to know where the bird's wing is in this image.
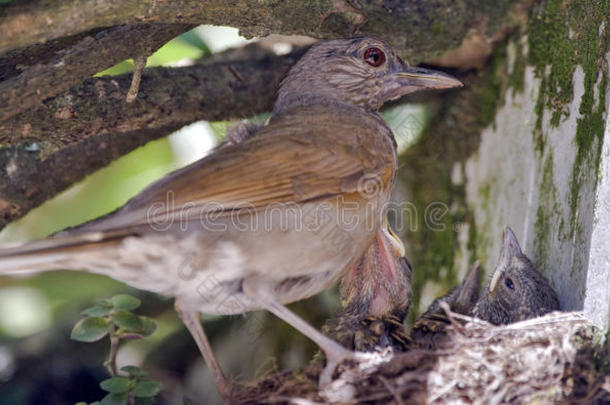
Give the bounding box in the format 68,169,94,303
72,107,394,234
0,106,394,268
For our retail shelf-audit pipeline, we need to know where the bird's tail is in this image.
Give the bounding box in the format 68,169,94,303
0,230,127,275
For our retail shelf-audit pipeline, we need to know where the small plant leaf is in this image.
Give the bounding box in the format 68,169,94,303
121,316,158,339
120,365,147,378
100,377,131,393
98,298,114,307
113,310,143,332
140,317,158,337
133,381,162,398
110,294,141,310
71,317,110,342
82,305,112,317
100,391,128,405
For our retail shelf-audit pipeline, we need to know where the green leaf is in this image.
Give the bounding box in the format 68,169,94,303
100,392,128,405
82,305,112,317
120,366,147,378
132,381,162,398
100,377,131,393
97,298,114,307
113,310,143,332
139,317,157,337
71,317,110,342
110,294,141,311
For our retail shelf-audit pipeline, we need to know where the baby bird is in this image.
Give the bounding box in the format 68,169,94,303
323,222,413,352
473,226,560,324
412,226,560,349
411,260,482,350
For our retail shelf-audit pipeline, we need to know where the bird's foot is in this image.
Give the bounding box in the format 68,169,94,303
318,341,357,388
216,381,235,403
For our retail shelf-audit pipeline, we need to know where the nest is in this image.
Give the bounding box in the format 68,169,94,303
237,311,610,404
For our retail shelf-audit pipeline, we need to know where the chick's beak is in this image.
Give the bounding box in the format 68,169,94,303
381,218,405,257
489,226,523,294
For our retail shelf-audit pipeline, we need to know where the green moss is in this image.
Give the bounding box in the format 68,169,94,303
406,182,460,320
528,0,609,237
533,75,547,154
478,42,509,128
528,0,576,126
402,39,516,320
431,22,445,35
478,182,491,210
533,151,560,273
508,39,526,94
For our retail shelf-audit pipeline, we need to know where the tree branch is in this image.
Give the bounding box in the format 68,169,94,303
0,24,193,122
0,0,522,61
0,48,304,228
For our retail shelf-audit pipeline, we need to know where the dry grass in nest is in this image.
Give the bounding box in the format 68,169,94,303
236,311,610,404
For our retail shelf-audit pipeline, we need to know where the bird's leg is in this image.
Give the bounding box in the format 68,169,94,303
243,282,356,387
174,301,232,400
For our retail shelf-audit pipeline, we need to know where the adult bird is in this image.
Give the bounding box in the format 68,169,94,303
0,37,462,397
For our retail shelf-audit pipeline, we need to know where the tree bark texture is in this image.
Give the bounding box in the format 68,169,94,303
0,0,525,225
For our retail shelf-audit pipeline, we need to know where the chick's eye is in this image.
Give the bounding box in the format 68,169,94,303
505,277,515,290
363,47,386,67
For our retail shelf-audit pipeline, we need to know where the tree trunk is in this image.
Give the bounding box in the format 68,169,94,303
400,0,610,329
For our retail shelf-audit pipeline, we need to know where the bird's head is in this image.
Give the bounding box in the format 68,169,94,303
474,227,560,324
275,37,462,114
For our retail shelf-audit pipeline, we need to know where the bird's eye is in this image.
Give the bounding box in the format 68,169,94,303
363,47,386,67
505,277,515,290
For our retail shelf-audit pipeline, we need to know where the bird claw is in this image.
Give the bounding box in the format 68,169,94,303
319,346,357,388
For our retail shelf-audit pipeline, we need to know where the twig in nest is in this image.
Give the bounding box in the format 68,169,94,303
439,301,467,335
126,55,148,103
378,375,405,405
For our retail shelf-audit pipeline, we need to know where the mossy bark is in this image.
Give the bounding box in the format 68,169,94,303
400,0,609,323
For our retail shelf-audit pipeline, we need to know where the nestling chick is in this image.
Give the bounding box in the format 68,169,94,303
412,226,560,349
323,226,413,353
411,261,482,349
473,226,560,324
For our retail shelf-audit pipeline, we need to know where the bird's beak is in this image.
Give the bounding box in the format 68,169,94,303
455,260,482,312
381,65,462,103
393,66,463,90
381,218,405,257
489,226,522,294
